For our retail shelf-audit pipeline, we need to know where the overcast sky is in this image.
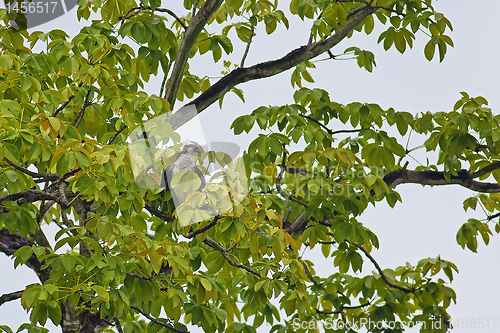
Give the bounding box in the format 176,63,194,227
1,1,500,332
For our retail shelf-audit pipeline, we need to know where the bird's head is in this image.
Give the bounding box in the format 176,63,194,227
179,140,202,157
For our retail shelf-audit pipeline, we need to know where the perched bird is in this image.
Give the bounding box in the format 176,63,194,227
164,140,206,206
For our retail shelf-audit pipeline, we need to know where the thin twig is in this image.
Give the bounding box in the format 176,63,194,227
302,261,321,288
337,0,405,16
3,158,58,181
487,212,500,221
52,82,84,117
278,165,312,176
114,318,124,333
67,191,81,207
121,6,187,30
471,161,500,179
145,203,175,222
316,302,371,315
192,0,200,17
186,216,221,238
61,207,77,236
156,8,187,30
352,242,415,293
240,25,255,68
126,272,152,280
203,237,261,277
107,126,127,145
159,72,168,99
130,305,188,333
299,114,361,136
276,151,308,208
73,87,92,128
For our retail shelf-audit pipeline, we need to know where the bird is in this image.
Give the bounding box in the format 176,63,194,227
164,140,206,207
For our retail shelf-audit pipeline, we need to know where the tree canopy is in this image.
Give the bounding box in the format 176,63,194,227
1,0,499,332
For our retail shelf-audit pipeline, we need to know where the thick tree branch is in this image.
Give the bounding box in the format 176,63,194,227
169,6,377,130
164,0,225,109
0,229,50,282
130,305,188,333
352,242,415,293
0,189,59,205
203,237,261,277
383,167,500,193
0,290,23,306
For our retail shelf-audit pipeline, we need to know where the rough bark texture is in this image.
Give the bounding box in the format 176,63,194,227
164,0,225,109
168,6,378,130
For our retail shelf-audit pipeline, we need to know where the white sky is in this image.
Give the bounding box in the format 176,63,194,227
1,1,500,332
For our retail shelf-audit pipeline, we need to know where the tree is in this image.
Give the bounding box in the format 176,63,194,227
0,0,498,332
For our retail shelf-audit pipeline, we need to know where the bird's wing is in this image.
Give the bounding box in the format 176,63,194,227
190,165,206,190
164,164,174,190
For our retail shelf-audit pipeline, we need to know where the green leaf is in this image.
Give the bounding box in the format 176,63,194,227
424,40,435,61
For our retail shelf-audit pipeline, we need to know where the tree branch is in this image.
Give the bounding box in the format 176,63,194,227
3,158,58,181
337,0,405,16
0,229,50,282
186,216,220,238
145,203,175,222
316,302,371,315
240,25,255,68
0,290,23,306
203,237,261,277
73,86,92,128
487,212,500,221
51,82,83,117
192,0,200,17
107,126,127,145
169,6,377,130
302,261,321,288
130,305,188,333
471,161,500,179
164,0,225,109
126,272,152,280
121,6,187,30
299,114,362,136
383,168,500,193
156,8,187,30
278,165,312,176
277,151,308,208
114,318,124,333
0,189,59,205
352,242,415,293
